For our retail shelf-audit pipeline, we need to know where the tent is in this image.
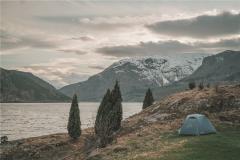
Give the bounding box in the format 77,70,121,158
179,114,216,135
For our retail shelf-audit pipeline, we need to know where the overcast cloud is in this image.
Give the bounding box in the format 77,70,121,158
1,0,240,87
0,29,59,51
147,12,240,38
97,38,240,57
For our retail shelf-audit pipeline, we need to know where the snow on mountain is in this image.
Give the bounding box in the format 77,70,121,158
59,53,210,101
107,53,209,87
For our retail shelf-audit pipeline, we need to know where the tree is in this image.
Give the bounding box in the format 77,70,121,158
95,81,123,147
188,82,196,90
142,88,154,109
95,89,111,135
110,81,123,132
67,94,81,139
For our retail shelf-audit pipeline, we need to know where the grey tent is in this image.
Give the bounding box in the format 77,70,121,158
179,114,216,135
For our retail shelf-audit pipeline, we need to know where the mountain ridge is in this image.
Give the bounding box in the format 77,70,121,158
153,50,240,101
0,68,70,102
59,53,209,101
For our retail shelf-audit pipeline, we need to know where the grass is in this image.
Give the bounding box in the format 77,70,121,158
160,125,240,160
105,124,240,160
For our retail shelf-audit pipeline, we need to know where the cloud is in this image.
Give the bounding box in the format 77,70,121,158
16,56,114,88
147,12,240,38
88,65,106,70
97,38,240,57
197,38,240,49
58,49,87,55
0,29,58,51
71,36,95,41
17,59,91,88
37,16,133,31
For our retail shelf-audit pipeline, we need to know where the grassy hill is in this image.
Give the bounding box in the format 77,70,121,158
1,85,239,160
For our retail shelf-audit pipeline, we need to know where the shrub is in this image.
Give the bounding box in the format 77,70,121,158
206,83,210,88
188,82,196,90
215,84,219,93
198,82,204,90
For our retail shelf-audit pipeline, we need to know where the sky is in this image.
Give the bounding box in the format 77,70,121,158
1,0,240,88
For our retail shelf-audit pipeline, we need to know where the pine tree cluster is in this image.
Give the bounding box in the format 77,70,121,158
142,88,154,109
95,81,123,147
67,94,81,139
188,82,196,90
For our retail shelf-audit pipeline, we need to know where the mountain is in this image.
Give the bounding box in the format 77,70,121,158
153,50,240,100
59,53,208,101
182,50,240,83
0,68,70,102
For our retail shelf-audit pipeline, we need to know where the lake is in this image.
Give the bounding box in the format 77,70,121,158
0,103,142,140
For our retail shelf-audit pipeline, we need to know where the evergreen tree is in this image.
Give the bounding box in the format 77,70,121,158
142,88,154,109
110,81,123,132
67,94,81,139
111,81,122,103
94,81,123,147
95,89,111,135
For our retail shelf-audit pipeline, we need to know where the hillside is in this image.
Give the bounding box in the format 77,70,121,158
152,50,240,101
1,84,239,160
0,68,70,102
59,53,208,101
182,50,240,83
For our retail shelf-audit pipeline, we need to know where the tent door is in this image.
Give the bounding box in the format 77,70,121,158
188,117,199,135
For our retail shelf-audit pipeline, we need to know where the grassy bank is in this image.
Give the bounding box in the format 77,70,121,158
100,124,240,160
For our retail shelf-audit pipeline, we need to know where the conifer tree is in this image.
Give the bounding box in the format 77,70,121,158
110,81,123,132
94,81,123,147
142,88,154,109
95,89,111,135
67,94,81,139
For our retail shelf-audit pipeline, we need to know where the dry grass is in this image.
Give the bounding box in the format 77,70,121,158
1,85,240,160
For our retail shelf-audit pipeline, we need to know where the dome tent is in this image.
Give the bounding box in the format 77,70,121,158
179,114,216,135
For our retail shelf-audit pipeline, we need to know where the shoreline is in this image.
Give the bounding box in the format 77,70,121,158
1,85,240,160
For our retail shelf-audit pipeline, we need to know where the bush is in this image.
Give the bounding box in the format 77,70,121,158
67,94,81,139
198,82,204,90
206,83,210,88
188,82,196,90
215,84,219,92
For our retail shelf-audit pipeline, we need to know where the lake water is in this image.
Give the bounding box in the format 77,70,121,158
0,103,142,140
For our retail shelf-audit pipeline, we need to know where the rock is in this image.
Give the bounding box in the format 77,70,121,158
87,150,103,160
219,111,240,123
112,146,128,153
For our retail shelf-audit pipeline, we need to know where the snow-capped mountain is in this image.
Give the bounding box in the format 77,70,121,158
110,53,207,87
59,53,209,101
